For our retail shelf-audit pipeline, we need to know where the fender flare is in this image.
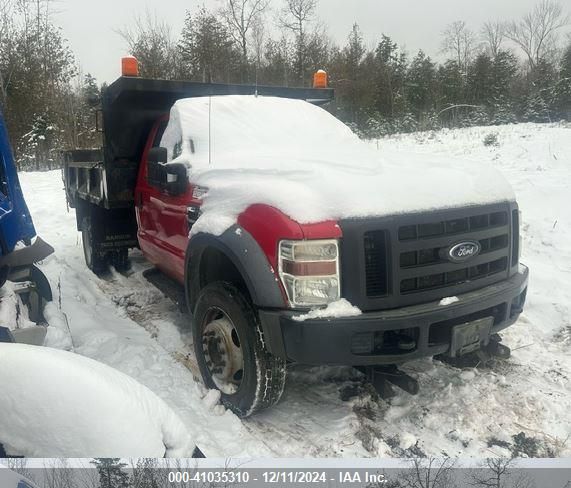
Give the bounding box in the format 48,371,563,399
185,225,286,313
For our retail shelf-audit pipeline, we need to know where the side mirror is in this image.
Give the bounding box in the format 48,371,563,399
147,147,168,188
164,163,188,196
148,147,167,164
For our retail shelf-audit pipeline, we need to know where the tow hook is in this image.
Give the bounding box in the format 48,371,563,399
480,334,511,360
364,365,419,400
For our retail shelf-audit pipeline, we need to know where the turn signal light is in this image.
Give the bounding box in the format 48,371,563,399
313,69,328,89
122,56,140,77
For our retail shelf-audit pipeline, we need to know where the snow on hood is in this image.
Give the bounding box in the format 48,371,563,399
162,95,515,235
0,344,195,457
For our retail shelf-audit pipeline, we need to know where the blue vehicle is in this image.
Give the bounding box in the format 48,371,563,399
0,109,53,344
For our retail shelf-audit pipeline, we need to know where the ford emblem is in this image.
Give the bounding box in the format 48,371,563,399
447,241,481,263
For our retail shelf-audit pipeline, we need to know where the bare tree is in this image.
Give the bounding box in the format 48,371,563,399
470,458,535,488
442,20,477,73
280,0,317,84
43,458,76,488
399,457,457,488
251,15,266,68
482,21,506,57
221,0,270,62
505,0,569,69
0,0,15,105
117,10,178,79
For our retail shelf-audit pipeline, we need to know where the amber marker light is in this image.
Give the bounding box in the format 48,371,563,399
313,69,328,89
122,56,140,77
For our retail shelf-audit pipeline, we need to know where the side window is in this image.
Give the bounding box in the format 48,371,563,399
18,481,34,488
152,121,168,148
172,139,183,159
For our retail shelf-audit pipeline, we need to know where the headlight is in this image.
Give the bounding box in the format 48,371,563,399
279,239,340,308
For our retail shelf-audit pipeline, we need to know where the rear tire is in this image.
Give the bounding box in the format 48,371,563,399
193,282,286,417
82,216,107,274
110,248,130,272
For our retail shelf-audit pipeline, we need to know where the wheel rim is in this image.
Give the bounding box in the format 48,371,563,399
202,307,244,395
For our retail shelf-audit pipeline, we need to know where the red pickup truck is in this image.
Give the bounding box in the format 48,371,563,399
63,58,528,417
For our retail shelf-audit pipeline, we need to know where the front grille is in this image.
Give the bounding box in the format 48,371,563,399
395,210,510,296
364,231,389,297
398,211,508,242
347,203,516,311
400,256,508,293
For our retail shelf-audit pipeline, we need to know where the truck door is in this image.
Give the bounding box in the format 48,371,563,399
135,119,190,284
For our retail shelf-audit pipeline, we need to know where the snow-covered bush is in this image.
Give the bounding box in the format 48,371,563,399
483,132,500,147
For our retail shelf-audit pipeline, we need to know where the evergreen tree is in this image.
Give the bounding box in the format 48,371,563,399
490,50,519,100
436,60,466,126
406,50,437,117
329,24,372,126
178,8,240,83
524,58,558,121
373,35,407,118
556,42,571,119
92,458,130,488
260,36,293,86
467,52,494,106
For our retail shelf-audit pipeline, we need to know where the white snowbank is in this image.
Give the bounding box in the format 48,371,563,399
292,299,362,322
0,344,195,457
0,282,37,332
162,95,515,236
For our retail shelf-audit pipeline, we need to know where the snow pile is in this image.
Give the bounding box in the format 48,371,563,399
0,282,37,331
162,96,515,235
293,299,362,322
0,344,195,457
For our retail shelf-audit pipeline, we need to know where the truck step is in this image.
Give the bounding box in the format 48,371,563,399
143,268,186,313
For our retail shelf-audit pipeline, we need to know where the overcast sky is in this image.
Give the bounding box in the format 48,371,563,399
52,0,558,83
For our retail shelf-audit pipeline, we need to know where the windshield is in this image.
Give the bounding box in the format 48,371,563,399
161,95,381,172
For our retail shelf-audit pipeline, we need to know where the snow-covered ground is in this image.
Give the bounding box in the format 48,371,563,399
13,121,571,458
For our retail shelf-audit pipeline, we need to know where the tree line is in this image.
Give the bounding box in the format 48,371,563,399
1,0,570,170
3,456,550,488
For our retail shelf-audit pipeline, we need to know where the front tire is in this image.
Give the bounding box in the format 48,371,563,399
193,282,286,417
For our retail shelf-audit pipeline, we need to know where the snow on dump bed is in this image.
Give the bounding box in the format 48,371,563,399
0,344,195,457
162,96,515,235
